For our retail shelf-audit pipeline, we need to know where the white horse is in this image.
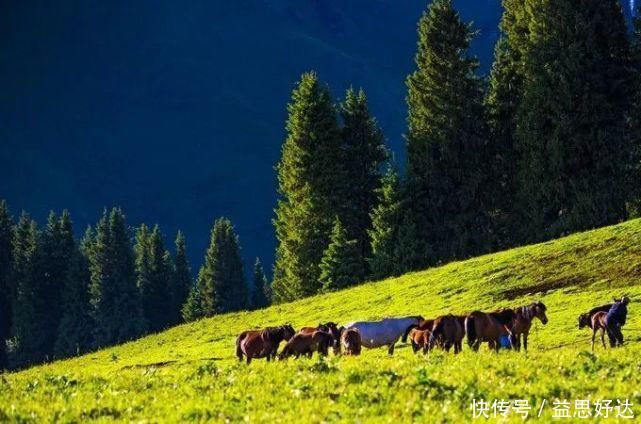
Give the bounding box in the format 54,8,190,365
343,316,423,355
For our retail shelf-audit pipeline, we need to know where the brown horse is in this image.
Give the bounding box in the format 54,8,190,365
465,309,515,352
299,322,341,354
340,328,362,356
279,330,334,359
403,318,436,354
408,327,433,354
236,324,295,364
510,301,548,351
581,311,610,351
428,314,465,353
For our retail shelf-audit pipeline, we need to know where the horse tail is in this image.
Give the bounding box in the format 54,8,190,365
402,324,418,343
236,332,247,360
465,316,477,348
429,319,444,349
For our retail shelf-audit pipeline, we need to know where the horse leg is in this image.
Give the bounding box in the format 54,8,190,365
591,329,597,351
523,334,528,352
388,343,395,355
600,329,606,349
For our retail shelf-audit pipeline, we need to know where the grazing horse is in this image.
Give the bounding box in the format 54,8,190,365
510,301,548,351
344,316,423,355
465,309,515,352
428,314,465,353
236,324,295,364
279,330,334,359
408,327,433,354
581,311,610,351
299,322,341,354
340,328,362,356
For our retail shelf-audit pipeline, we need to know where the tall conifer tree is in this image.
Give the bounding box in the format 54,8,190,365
368,167,403,279
172,231,192,325
515,0,632,240
250,258,270,309
54,229,93,358
88,208,145,346
0,200,13,369
11,213,47,365
339,88,388,264
319,218,365,291
405,0,489,265
197,218,247,315
273,72,344,302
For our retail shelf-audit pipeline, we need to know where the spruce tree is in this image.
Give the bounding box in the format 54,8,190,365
197,218,247,315
54,230,93,358
136,224,172,332
89,208,145,346
39,210,76,357
0,201,13,369
627,5,641,215
515,0,632,240
172,231,192,325
11,213,47,365
250,258,270,309
339,88,388,264
368,166,403,280
182,284,203,322
319,218,365,291
405,0,489,265
273,72,344,302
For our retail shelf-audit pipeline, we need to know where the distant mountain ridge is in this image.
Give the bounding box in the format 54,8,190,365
0,0,632,274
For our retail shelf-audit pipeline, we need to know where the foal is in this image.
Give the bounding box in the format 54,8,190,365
581,311,610,351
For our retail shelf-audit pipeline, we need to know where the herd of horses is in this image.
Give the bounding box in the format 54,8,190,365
235,301,551,364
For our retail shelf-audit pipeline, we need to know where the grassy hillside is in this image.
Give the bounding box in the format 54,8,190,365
3,220,641,422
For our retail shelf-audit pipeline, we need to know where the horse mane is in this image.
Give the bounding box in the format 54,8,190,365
533,301,547,311
490,308,515,325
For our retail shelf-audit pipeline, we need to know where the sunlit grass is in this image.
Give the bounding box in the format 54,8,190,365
2,219,641,422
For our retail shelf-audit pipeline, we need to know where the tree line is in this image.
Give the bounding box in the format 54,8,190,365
272,0,641,301
0,202,269,370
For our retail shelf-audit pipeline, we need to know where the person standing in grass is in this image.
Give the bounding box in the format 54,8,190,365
606,296,630,347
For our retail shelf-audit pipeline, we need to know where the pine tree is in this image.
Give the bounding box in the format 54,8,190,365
182,284,203,322
197,218,247,315
484,0,532,248
273,72,344,302
38,210,76,358
11,213,48,365
339,88,388,265
250,258,270,309
171,231,192,325
136,224,172,332
0,200,13,369
54,229,93,358
368,166,403,279
394,211,428,274
405,0,489,265
515,0,632,240
89,208,145,346
627,5,641,215
319,218,365,291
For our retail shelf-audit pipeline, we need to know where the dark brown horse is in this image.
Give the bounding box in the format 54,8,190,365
299,322,341,354
510,301,548,351
236,324,295,364
428,314,465,353
279,330,334,359
465,309,515,352
340,328,362,356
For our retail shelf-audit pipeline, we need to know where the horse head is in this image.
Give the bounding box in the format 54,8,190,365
578,313,590,329
533,301,548,325
281,324,296,341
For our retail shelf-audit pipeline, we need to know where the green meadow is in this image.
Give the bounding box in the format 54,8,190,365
3,219,641,422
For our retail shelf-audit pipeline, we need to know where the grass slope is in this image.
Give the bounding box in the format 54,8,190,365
3,220,641,422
